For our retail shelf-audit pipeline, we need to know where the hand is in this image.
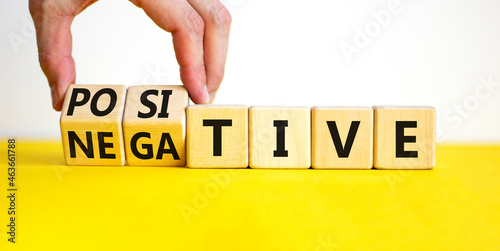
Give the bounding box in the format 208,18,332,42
29,0,231,111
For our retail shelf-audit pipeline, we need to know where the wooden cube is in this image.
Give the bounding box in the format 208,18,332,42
123,85,188,166
186,105,248,168
60,84,127,166
311,107,373,169
374,106,436,169
249,107,310,169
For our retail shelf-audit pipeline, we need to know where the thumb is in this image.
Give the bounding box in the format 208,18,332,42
30,3,76,111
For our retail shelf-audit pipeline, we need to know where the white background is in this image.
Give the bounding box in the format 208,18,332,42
1,0,500,141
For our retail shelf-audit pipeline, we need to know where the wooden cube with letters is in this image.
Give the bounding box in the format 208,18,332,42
123,85,188,166
249,107,310,169
186,105,248,168
311,107,373,169
373,106,436,169
60,84,127,166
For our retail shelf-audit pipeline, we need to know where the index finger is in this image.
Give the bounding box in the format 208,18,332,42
132,0,209,104
187,0,232,103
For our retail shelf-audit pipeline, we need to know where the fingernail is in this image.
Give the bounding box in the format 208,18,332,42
202,85,210,104
209,91,217,104
50,85,60,109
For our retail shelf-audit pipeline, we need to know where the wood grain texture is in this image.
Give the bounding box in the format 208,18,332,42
373,106,436,169
60,84,127,166
249,107,310,169
312,107,373,169
186,105,248,168
123,85,188,166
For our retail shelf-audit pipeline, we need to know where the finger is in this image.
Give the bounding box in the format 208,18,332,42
133,0,209,104
30,0,97,111
187,0,231,103
32,16,76,111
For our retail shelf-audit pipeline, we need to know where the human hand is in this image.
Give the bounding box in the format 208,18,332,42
29,0,231,111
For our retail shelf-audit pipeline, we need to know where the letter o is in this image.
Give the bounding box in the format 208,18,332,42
365,21,381,37
204,182,220,199
91,88,117,116
463,96,479,112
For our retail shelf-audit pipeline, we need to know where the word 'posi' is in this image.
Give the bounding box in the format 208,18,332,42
60,85,436,169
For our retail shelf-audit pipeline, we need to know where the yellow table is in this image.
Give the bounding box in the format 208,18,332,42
1,140,499,250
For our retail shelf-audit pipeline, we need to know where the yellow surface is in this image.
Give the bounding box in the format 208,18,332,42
1,140,499,250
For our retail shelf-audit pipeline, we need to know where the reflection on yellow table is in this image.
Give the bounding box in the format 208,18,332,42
1,140,499,250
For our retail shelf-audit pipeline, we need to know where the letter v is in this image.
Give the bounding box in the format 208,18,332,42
326,121,360,158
